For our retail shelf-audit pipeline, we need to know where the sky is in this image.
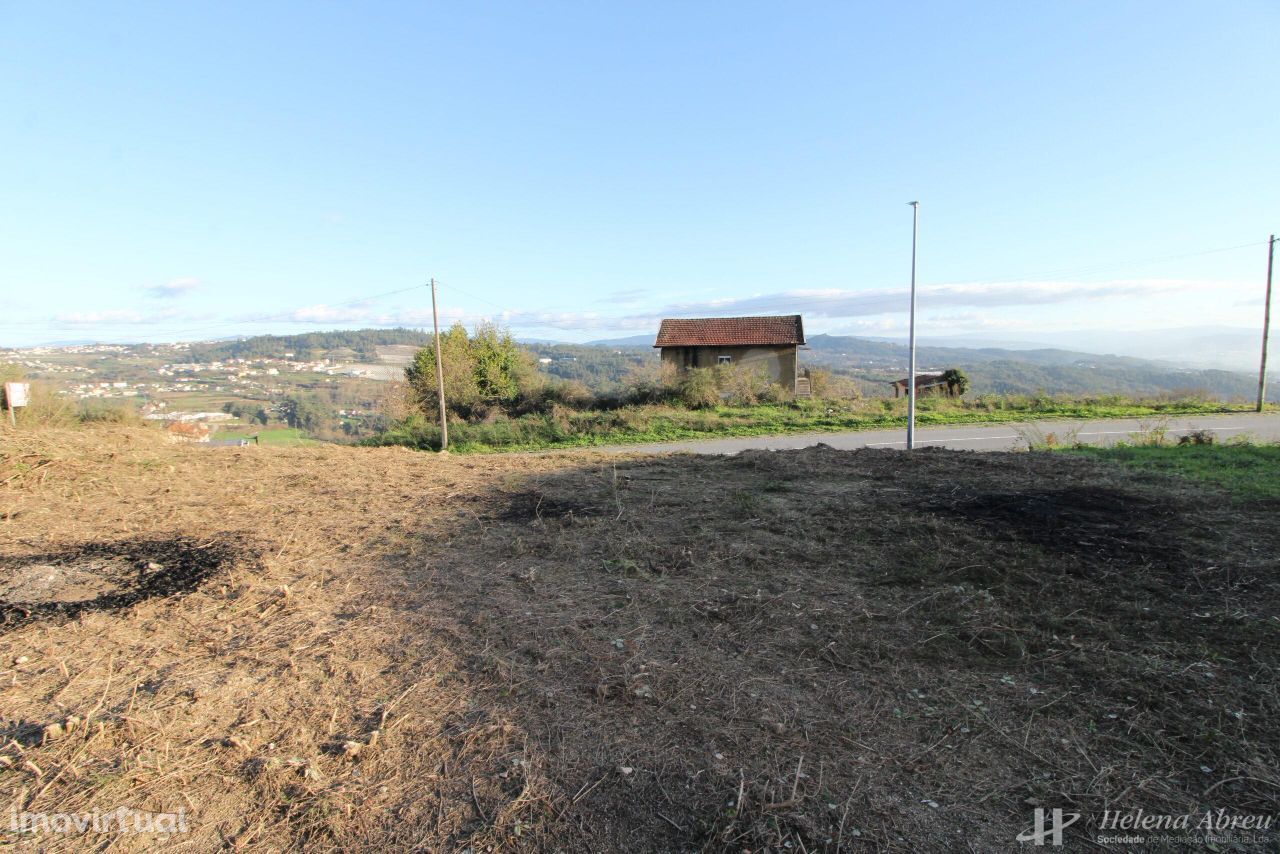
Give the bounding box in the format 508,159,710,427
1,1,1277,353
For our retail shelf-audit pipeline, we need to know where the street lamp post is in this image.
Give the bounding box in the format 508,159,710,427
907,201,919,450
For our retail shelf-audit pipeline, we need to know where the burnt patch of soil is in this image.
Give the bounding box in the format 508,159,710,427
0,536,248,630
490,489,603,522
928,485,1193,567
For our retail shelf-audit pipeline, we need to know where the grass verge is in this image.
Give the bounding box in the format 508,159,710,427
1068,443,1280,501
214,426,315,446
368,397,1262,453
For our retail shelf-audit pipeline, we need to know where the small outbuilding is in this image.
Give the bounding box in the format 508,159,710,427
163,421,212,443
654,315,807,394
890,371,949,398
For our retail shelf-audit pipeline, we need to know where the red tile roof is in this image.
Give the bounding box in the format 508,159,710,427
654,315,805,348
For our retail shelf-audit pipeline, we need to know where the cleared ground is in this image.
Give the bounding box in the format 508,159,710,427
1,429,1277,851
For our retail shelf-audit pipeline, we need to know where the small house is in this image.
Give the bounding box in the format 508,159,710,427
890,372,948,398
163,421,211,443
654,315,807,394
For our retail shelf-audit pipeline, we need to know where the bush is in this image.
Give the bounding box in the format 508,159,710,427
1179,429,1216,446
715,364,768,405
678,368,720,409
615,362,681,407
758,383,793,404
76,402,143,425
510,380,597,416
9,382,77,428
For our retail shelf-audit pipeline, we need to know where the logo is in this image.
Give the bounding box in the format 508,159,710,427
1017,808,1081,846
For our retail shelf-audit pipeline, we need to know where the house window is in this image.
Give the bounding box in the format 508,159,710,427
717,355,732,365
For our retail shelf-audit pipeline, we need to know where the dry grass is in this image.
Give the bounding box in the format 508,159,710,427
1,427,572,850
1,428,1278,851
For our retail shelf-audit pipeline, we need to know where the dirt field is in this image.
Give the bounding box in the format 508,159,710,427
1,428,1277,851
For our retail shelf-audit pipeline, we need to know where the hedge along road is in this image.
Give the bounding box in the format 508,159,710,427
593,412,1280,455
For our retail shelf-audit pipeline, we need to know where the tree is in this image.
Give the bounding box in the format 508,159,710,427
405,322,540,420
405,324,478,415
471,322,534,404
281,395,329,432
942,368,970,397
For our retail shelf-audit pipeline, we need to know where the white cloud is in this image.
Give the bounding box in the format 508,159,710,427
638,278,1208,323
829,313,1038,337
286,304,377,324
54,309,148,324
49,275,1241,343
146,277,201,298
52,307,198,325
486,278,1227,334
230,277,1230,336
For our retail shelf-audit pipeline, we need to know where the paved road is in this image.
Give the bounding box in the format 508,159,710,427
596,413,1280,455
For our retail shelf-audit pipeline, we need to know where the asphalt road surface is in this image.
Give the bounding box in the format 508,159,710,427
597,412,1280,455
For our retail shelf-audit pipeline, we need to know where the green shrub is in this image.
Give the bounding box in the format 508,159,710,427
77,402,143,425
678,368,720,409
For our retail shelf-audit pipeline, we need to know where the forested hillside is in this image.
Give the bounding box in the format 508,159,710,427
188,328,430,362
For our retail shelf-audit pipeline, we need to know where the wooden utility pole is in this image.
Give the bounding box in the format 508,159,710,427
1258,235,1276,413
430,278,449,450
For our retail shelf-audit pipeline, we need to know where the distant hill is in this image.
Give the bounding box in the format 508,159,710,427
158,326,1276,401
876,325,1269,372
805,333,1164,369
584,334,655,347
544,331,1276,400
803,333,1275,400
524,342,654,389
188,328,431,362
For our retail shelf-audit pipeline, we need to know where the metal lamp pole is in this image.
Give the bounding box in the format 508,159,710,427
907,201,919,450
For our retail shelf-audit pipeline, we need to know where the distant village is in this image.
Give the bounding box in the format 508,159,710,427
4,346,376,406
1,342,389,438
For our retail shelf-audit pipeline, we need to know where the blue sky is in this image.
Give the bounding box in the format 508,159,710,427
1,1,1276,349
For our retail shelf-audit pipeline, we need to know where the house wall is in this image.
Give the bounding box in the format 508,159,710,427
659,345,798,392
